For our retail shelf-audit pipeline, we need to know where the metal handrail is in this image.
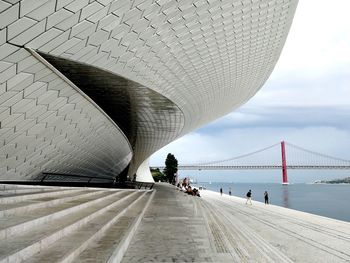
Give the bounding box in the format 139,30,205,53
125,181,154,190
41,172,114,183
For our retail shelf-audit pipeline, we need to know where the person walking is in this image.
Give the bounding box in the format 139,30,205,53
220,187,223,196
246,190,252,205
264,191,269,205
229,187,232,196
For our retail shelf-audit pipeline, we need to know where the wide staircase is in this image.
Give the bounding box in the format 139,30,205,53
0,184,154,263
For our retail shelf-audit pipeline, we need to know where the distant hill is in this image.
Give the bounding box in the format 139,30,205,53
314,177,350,184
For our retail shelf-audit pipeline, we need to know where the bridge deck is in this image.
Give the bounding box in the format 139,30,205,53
122,183,350,262
153,165,350,170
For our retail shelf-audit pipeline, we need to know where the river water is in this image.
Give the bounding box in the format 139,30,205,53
195,182,350,222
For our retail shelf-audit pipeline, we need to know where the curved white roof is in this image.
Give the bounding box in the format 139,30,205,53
0,0,298,182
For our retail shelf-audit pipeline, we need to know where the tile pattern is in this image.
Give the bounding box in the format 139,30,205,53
39,54,185,178
122,185,214,262
0,0,298,181
123,185,350,263
0,48,132,181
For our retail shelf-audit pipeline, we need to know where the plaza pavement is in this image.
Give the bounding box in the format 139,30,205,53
122,183,350,263
0,183,349,262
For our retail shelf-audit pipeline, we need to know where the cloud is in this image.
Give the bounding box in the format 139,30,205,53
275,0,350,76
201,105,350,131
255,71,350,108
149,0,350,183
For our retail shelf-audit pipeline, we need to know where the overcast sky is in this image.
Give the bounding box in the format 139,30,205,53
150,0,350,183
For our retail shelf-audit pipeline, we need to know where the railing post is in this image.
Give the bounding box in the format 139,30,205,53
41,173,48,183
281,141,289,184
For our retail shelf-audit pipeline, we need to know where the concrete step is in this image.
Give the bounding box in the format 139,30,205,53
25,191,154,263
0,190,138,262
0,189,101,217
0,184,48,190
97,191,155,263
0,188,51,195
0,190,116,239
0,188,80,204
0,184,155,263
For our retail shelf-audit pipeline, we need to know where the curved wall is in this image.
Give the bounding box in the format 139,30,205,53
0,48,132,181
0,0,298,182
39,53,186,179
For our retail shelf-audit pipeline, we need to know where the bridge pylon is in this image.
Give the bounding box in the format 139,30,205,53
281,141,289,185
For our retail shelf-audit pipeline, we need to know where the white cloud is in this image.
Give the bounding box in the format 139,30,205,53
150,0,350,183
254,0,350,108
275,0,350,76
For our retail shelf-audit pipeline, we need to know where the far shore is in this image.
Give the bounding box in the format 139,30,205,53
313,182,350,185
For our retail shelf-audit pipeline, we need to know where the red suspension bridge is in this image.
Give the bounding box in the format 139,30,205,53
152,141,350,184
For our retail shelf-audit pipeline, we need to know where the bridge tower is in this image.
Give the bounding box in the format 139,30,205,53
281,141,289,184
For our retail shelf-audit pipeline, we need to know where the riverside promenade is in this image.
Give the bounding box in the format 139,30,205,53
0,183,349,262
122,183,350,263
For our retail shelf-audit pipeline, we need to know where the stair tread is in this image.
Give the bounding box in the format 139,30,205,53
0,190,94,212
0,189,62,199
0,191,111,231
0,191,134,259
25,192,147,263
0,188,51,193
0,185,44,190
75,192,152,263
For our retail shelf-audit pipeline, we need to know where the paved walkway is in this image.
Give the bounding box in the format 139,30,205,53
122,183,350,262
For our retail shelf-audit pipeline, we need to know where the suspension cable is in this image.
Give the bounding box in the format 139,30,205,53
185,142,280,166
285,142,350,164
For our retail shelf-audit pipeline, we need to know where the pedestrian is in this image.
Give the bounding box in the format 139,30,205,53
220,187,223,196
246,189,252,205
229,187,232,196
264,191,269,205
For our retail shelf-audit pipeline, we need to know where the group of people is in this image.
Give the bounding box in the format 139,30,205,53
219,187,232,196
246,190,269,205
219,187,269,205
177,182,201,197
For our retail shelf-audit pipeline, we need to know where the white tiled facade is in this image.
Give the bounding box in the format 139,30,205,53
0,0,298,182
